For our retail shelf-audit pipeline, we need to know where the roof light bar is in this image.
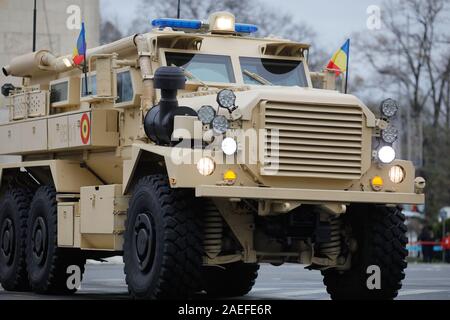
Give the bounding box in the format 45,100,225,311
151,18,202,30
151,18,258,34
235,23,258,33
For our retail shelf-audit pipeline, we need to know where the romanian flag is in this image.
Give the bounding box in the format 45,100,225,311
327,39,350,75
73,22,87,66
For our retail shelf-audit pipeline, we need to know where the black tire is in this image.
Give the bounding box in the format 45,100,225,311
26,186,85,294
203,262,259,297
0,189,31,291
322,205,408,300
123,175,203,299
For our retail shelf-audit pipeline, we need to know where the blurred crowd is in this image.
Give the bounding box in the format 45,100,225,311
418,227,450,263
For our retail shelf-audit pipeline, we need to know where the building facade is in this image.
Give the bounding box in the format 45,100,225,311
0,0,100,162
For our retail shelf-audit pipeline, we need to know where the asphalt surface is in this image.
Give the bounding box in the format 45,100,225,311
1,262,450,300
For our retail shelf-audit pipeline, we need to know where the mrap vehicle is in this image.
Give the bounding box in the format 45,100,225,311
0,12,425,299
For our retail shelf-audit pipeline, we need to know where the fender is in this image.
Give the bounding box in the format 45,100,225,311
123,143,173,194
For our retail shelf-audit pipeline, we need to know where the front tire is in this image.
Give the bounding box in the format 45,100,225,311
0,189,31,291
203,262,259,297
26,186,85,294
322,205,408,300
123,175,203,299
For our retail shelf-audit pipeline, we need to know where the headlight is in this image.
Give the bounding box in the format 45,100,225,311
217,89,236,110
221,137,237,155
381,98,399,118
389,165,405,184
197,157,216,176
381,126,398,144
198,105,216,124
378,146,396,164
212,115,229,134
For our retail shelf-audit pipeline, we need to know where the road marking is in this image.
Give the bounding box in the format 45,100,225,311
252,288,327,298
252,288,278,292
398,289,449,296
279,289,327,297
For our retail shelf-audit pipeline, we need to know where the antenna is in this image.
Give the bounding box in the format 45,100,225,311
33,0,37,51
177,0,181,19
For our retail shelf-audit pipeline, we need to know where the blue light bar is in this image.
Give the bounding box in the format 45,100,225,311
235,23,258,33
152,18,202,30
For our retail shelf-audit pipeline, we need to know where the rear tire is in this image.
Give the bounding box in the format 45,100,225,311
0,189,31,291
322,205,408,300
26,186,85,294
203,262,259,297
123,175,203,299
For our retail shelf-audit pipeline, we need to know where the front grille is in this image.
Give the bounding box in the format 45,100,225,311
262,102,364,180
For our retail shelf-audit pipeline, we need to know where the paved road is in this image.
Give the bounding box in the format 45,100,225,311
1,262,449,300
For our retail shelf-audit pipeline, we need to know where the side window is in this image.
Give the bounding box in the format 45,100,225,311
116,71,133,103
50,81,68,103
81,74,97,97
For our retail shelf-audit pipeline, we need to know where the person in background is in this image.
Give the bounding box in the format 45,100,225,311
442,232,450,263
419,226,434,263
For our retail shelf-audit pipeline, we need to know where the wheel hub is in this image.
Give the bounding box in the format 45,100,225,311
133,213,155,272
0,218,14,264
32,216,47,265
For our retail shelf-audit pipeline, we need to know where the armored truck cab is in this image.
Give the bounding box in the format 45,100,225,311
0,12,424,299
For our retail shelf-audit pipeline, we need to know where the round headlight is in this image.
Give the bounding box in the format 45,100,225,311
197,157,216,176
389,165,405,184
378,146,396,164
212,115,229,135
381,126,398,144
217,89,236,110
381,98,399,118
198,105,216,124
221,137,237,155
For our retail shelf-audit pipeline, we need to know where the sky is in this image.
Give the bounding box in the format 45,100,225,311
100,0,384,51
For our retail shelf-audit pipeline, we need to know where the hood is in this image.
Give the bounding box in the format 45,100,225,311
178,86,376,127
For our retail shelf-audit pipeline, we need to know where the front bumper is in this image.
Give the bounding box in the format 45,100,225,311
196,185,424,205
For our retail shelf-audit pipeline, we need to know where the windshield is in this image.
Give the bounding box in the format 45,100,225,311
240,57,308,87
165,52,236,83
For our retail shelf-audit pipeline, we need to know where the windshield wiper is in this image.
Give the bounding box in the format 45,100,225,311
172,64,209,89
243,69,272,86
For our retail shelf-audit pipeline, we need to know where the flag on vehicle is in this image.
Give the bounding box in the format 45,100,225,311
327,39,350,75
73,22,87,66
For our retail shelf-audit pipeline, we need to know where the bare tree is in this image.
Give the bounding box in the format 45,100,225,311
353,0,450,219
128,0,326,69
100,20,123,45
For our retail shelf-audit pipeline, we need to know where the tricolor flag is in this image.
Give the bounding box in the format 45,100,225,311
327,39,350,76
73,22,87,66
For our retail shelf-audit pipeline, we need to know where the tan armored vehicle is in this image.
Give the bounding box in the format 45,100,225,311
0,12,425,299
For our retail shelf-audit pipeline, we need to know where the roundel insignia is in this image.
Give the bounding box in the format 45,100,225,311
80,113,90,145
